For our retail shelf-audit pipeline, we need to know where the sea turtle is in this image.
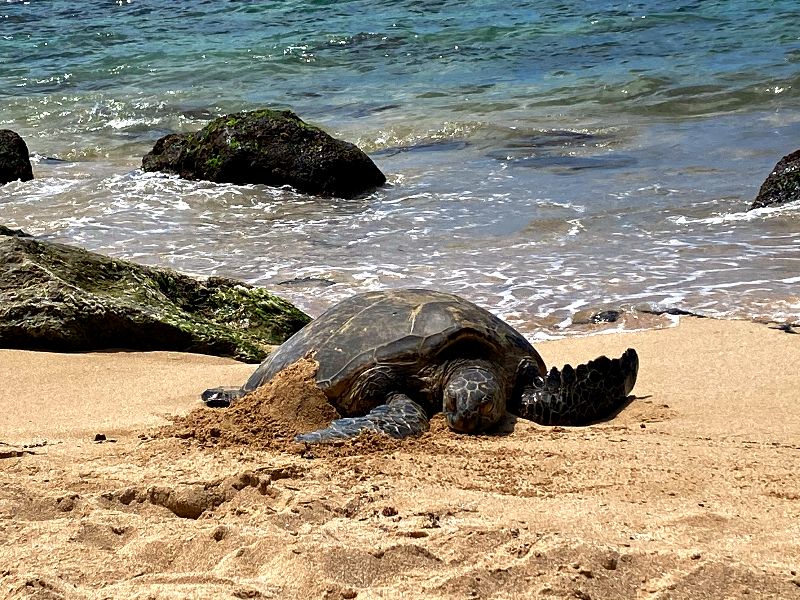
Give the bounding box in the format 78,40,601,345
202,288,638,443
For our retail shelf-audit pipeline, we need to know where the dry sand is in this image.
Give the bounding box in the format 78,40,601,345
1,317,799,599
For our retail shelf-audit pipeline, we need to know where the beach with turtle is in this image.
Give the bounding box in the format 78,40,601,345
2,317,799,598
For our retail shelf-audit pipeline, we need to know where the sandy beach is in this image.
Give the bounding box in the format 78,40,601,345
1,316,799,599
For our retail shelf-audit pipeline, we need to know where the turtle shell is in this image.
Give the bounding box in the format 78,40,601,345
242,289,544,416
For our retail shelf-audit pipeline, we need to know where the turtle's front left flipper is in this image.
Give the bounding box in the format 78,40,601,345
295,393,430,444
201,386,243,408
518,348,638,425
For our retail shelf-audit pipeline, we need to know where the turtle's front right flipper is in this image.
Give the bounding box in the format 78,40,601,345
295,393,430,444
201,386,244,408
518,348,638,425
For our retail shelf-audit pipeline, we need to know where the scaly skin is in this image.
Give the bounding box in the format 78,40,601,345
517,348,639,425
294,393,429,443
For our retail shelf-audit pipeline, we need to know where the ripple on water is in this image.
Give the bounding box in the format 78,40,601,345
2,1,800,331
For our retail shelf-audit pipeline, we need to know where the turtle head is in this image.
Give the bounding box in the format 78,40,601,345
442,362,506,433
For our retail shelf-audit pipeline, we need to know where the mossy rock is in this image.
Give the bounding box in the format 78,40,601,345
0,129,34,185
142,108,386,198
0,230,310,361
750,149,800,210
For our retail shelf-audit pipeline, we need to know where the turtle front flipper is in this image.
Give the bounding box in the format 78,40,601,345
201,386,244,408
517,348,638,425
295,393,430,444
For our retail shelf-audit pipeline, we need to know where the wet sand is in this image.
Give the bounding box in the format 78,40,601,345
1,317,799,599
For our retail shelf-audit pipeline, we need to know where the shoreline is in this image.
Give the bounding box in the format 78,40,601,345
5,108,799,334
1,315,798,598
2,314,795,445
3,315,798,444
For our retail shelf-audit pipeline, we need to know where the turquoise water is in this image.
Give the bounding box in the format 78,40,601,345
2,0,800,333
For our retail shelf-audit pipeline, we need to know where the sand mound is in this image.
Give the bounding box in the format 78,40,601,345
160,356,454,457
162,357,339,451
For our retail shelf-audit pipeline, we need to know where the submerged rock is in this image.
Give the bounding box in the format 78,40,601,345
0,225,31,238
0,129,34,185
572,308,621,325
142,108,386,198
750,149,800,210
0,230,310,361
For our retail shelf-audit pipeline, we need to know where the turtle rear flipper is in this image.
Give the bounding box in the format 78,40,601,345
518,348,638,425
201,386,244,408
295,393,430,444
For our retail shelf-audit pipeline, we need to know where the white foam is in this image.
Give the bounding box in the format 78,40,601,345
671,199,800,225
106,117,156,130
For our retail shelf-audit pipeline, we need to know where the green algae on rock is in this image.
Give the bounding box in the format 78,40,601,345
142,108,386,199
0,230,309,361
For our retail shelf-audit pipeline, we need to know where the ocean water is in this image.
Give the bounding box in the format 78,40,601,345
2,0,800,336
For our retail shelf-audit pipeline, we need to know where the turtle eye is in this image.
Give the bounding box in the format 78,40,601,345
478,397,496,415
